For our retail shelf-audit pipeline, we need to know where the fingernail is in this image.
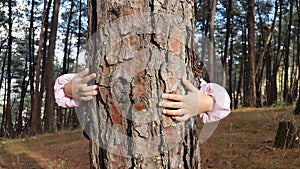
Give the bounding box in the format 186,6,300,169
162,110,166,114
161,94,166,98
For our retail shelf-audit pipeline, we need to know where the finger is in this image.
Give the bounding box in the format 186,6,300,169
76,68,89,78
159,101,182,109
162,109,184,116
161,93,183,102
172,114,190,122
78,90,98,97
81,73,97,84
79,96,94,101
80,85,98,92
182,77,198,93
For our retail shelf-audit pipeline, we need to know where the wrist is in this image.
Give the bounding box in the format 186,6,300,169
198,93,215,114
205,95,215,112
64,81,73,98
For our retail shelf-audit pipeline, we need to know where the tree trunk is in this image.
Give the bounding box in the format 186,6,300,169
242,19,247,106
269,0,284,106
0,78,7,137
223,0,232,89
225,0,233,108
30,0,48,136
294,92,300,115
0,40,6,137
75,0,82,72
84,0,203,168
16,60,29,135
44,0,60,132
274,121,298,149
0,39,6,92
62,0,75,74
294,0,300,107
245,0,256,107
5,0,14,138
29,0,35,134
229,33,233,109
208,0,217,83
283,1,293,104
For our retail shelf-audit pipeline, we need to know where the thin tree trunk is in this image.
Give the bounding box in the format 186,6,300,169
293,0,300,115
241,18,248,106
0,39,6,136
29,0,35,134
0,78,7,137
208,0,217,82
0,39,6,92
283,1,293,103
223,0,232,88
245,0,256,107
272,0,284,105
5,0,14,138
16,59,29,135
75,0,82,72
56,106,63,131
44,0,60,133
62,0,75,74
295,0,300,104
30,0,48,136
39,0,53,131
255,0,278,75
229,31,233,109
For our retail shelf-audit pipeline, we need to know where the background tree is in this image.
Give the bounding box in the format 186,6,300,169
30,0,49,136
44,0,60,132
2,0,14,138
244,0,256,107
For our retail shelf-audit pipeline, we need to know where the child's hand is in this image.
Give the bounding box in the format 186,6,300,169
159,77,214,122
64,68,98,101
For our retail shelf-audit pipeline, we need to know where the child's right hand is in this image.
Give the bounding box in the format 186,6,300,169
64,68,98,101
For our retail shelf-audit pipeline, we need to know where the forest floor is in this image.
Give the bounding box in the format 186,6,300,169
0,106,300,169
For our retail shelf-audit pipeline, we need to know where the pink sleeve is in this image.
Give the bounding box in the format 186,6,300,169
54,74,80,108
198,79,231,123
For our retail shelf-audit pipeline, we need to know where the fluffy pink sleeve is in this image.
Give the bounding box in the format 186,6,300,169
198,79,231,123
54,74,80,108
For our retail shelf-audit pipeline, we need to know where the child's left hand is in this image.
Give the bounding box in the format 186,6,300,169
159,77,215,122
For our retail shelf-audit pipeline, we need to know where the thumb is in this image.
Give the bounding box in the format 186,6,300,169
182,77,199,93
76,68,89,78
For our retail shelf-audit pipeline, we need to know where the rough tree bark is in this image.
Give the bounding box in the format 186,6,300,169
84,0,203,168
274,121,299,149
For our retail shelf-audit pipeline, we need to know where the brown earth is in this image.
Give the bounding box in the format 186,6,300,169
1,106,300,169
0,130,89,169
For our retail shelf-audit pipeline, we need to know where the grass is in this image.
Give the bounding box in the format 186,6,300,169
200,106,300,169
1,106,300,168
0,129,89,169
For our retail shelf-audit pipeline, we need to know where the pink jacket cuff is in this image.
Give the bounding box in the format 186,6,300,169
54,74,80,108
199,80,231,123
